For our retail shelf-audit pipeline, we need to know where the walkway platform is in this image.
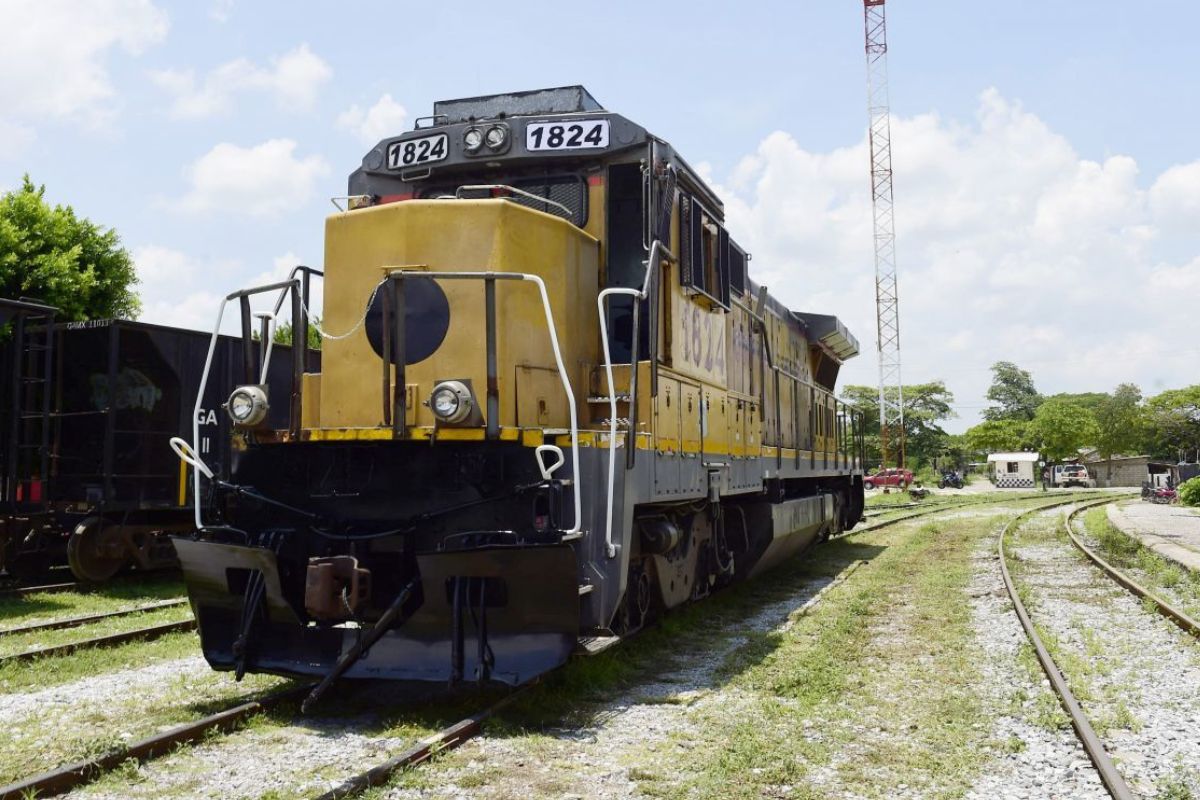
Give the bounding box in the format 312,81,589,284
1107,501,1200,572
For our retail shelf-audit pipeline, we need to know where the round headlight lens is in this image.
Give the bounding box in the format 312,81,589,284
230,391,254,420
463,127,483,152
432,388,460,418
225,385,268,427
429,380,474,425
484,125,507,149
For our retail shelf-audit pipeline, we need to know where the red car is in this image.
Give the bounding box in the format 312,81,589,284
863,468,913,490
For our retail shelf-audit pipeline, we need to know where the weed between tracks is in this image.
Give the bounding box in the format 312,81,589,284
0,656,291,785
0,604,193,659
1079,506,1200,620
0,575,186,629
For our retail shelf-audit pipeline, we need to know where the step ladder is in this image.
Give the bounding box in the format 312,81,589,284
4,303,56,507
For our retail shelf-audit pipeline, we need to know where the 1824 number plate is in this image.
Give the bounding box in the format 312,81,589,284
525,120,609,151
386,133,448,169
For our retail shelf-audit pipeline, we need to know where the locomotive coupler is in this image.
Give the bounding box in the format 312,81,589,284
304,555,372,621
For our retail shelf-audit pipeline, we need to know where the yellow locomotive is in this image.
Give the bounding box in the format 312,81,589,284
174,86,865,696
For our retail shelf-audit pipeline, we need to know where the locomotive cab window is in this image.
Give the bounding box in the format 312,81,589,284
679,194,731,310
603,162,649,363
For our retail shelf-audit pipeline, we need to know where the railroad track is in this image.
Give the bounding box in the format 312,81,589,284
840,489,1091,540
0,597,190,637
0,580,78,599
998,496,1139,800
0,618,196,666
1062,503,1200,638
0,683,313,800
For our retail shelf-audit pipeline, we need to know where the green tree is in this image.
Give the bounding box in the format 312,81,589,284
1142,386,1200,462
964,418,1030,454
0,176,139,320
982,361,1042,422
1027,398,1099,462
840,381,956,468
1094,383,1144,479
272,318,322,350
1044,391,1109,414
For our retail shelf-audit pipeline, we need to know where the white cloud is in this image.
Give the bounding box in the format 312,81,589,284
178,139,330,217
705,89,1200,430
134,244,233,331
209,0,234,22
336,94,409,144
0,0,168,139
135,245,319,333
150,44,332,119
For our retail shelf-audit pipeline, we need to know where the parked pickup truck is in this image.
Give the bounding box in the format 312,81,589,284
1052,463,1096,488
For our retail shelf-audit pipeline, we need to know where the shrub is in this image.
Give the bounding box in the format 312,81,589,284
1178,476,1200,507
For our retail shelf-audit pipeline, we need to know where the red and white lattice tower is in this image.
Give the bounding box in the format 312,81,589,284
863,0,905,468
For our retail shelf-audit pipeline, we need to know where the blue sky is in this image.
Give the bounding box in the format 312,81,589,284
2,0,1197,430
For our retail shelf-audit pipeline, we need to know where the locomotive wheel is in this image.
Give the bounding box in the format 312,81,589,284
67,518,128,583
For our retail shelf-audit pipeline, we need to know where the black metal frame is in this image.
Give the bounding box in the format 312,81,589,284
2,297,58,510
228,266,323,439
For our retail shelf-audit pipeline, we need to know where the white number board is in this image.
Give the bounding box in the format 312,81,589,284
386,133,449,169
525,120,609,152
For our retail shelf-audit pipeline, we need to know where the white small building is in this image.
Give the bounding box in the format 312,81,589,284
986,452,1041,489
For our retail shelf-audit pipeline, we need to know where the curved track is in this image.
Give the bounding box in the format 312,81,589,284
998,497,1136,800
1062,503,1200,638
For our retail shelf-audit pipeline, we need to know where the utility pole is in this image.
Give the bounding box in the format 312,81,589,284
863,0,905,467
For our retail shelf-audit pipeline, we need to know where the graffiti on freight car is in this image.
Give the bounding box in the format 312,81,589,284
89,369,163,412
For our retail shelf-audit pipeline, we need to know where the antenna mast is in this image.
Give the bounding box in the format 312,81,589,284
863,0,905,468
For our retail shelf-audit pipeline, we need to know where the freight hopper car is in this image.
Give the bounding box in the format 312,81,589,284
0,295,312,582
173,86,866,692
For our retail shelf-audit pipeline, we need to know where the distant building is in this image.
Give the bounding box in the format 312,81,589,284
986,452,1040,488
1079,452,1194,488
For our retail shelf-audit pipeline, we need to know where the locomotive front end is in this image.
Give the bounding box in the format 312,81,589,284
176,171,605,687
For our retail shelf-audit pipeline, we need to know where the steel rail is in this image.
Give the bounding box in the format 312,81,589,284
0,619,196,665
309,689,530,800
0,598,189,637
833,490,1075,541
0,683,313,800
1064,503,1200,639
0,581,78,598
999,497,1136,800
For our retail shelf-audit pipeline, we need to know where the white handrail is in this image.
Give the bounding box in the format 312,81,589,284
519,273,582,536
593,239,673,560
596,287,642,559
190,297,229,529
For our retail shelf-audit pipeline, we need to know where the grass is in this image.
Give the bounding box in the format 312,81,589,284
1003,511,1152,741
0,657,293,785
0,603,193,658
1080,506,1200,620
667,516,1003,799
0,573,186,629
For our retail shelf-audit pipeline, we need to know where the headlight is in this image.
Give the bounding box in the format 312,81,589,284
484,124,508,150
225,385,269,427
429,380,473,424
463,127,483,153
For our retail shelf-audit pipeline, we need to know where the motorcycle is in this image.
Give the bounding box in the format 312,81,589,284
1148,487,1177,505
937,471,964,490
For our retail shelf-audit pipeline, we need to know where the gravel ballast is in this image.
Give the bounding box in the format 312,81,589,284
1008,507,1200,796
